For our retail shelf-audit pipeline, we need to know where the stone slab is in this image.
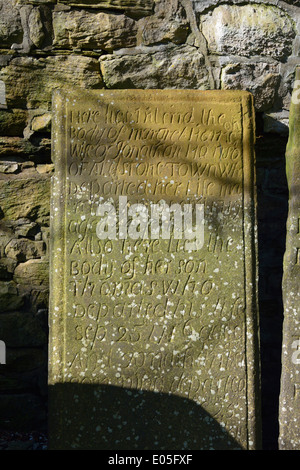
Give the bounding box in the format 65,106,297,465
279,68,300,450
49,89,261,450
57,0,154,16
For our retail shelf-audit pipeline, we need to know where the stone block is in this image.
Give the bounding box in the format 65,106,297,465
0,55,103,109
221,62,281,112
4,238,46,262
14,259,49,288
0,0,23,48
137,0,190,46
0,109,28,136
100,45,210,89
0,170,50,224
57,0,154,17
201,4,296,61
53,9,137,51
279,68,300,450
0,258,17,279
0,281,24,312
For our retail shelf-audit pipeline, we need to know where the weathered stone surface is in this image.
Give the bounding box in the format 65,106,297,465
5,238,45,262
0,160,20,174
0,230,13,258
10,5,34,54
0,0,23,48
201,4,296,60
53,10,137,51
30,113,52,133
0,281,24,312
0,137,51,163
28,6,45,48
57,0,154,17
11,218,40,238
100,45,210,89
279,68,300,450
0,0,297,441
0,53,14,67
0,110,27,136
49,89,260,450
0,171,50,224
14,258,49,312
0,258,17,279
25,111,52,139
10,4,52,53
29,287,49,312
0,55,103,109
14,259,49,288
36,163,54,174
137,0,190,46
221,62,281,112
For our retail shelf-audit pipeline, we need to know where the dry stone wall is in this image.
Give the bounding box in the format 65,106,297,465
0,0,298,447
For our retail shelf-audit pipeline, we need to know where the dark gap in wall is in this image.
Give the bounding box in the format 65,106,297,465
254,112,289,450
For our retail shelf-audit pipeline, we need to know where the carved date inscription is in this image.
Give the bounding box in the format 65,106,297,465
49,90,260,450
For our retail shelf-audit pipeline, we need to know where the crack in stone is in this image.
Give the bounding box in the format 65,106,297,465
179,0,216,89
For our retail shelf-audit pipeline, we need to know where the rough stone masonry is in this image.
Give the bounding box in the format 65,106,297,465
279,68,300,450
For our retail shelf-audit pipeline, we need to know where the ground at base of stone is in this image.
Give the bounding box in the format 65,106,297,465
0,430,48,450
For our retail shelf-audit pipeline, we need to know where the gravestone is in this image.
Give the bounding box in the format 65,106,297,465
279,69,300,450
49,89,261,450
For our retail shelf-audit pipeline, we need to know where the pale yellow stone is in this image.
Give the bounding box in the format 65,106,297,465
49,89,260,450
31,113,52,132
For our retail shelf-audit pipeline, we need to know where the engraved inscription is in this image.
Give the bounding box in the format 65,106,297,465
49,90,259,450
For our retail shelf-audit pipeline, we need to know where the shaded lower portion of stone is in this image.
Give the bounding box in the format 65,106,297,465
48,383,243,450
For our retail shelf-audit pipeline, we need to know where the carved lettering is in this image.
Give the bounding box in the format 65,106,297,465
49,89,259,450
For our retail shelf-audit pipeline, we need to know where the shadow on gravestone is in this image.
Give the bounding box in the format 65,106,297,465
49,89,260,451
48,383,242,450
